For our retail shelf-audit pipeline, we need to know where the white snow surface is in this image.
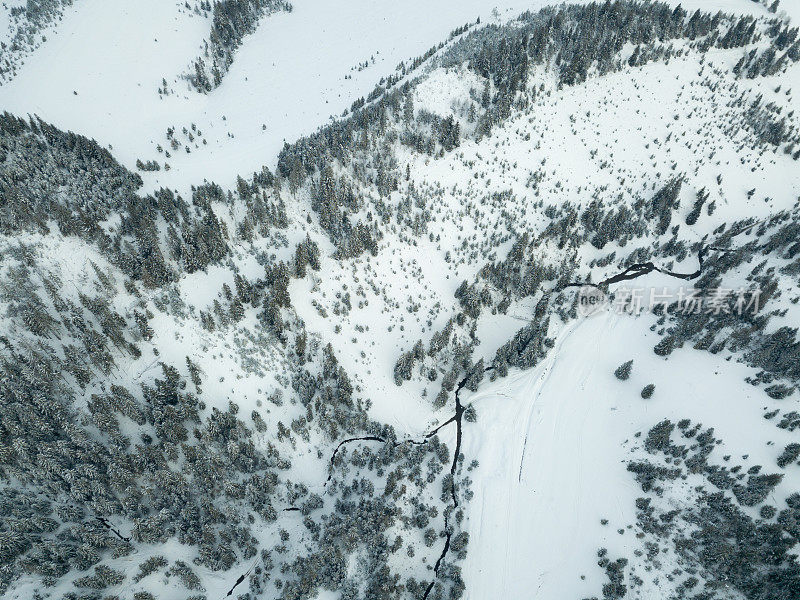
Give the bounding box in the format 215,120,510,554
460,307,797,599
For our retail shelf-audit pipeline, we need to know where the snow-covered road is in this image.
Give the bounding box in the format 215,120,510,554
460,315,633,599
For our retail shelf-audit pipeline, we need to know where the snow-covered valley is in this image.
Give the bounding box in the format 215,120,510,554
1,1,800,599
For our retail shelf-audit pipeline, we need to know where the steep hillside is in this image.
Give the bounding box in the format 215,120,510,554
1,2,800,600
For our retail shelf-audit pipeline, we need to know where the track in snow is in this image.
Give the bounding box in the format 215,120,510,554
459,305,796,599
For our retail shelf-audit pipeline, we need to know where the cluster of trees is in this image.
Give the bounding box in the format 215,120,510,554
581,198,645,249
438,2,782,133
733,22,799,79
1,112,297,291
189,0,293,92
595,550,628,600
685,187,709,226
135,158,161,171
311,166,379,258
394,317,483,411
0,201,323,598
288,342,365,441
393,340,425,386
738,93,800,155
492,299,553,375
0,112,143,237
0,0,74,83
621,418,800,599
0,339,289,593
650,210,800,395
113,183,230,287
648,178,683,236
276,426,465,600
197,232,319,344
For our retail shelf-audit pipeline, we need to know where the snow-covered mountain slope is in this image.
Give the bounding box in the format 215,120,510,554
1,1,800,600
0,0,543,193
0,0,786,193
